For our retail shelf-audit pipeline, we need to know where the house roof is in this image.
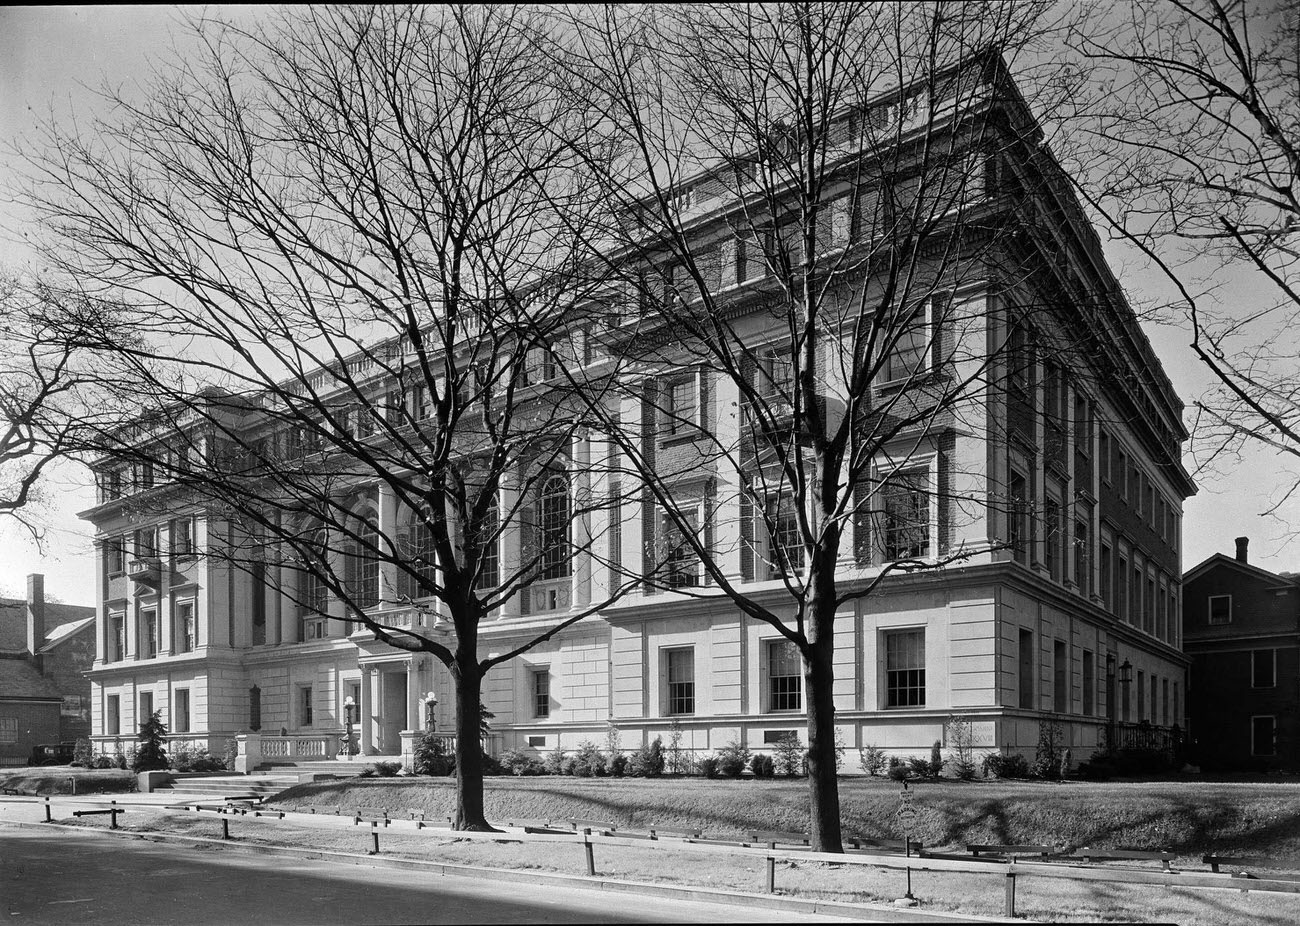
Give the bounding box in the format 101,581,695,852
38,617,96,654
0,598,96,654
0,659,62,701
1182,552,1300,587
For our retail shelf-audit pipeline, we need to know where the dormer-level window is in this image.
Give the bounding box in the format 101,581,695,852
665,374,699,435
1208,594,1232,625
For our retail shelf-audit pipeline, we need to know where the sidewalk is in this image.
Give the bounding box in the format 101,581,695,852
0,795,1014,924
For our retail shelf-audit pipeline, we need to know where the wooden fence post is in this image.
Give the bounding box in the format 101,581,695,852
43,796,51,823
765,841,776,894
369,821,380,855
582,828,595,876
1005,868,1017,918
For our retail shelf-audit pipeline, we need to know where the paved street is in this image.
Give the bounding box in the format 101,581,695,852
1,825,862,924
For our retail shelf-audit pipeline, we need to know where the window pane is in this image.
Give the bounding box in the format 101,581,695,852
886,629,926,707
666,649,695,715
539,472,571,579
533,670,550,718
768,640,802,711
883,471,930,560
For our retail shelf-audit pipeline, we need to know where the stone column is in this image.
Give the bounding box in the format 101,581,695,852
571,431,592,609
278,559,299,644
710,374,744,580
619,391,645,587
586,432,611,604
93,541,106,664
498,469,521,619
360,666,376,756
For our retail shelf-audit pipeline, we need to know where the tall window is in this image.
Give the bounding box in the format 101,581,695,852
882,296,939,382
665,649,695,715
532,669,550,718
663,508,701,588
1252,716,1277,756
538,471,571,580
1162,678,1169,726
1008,470,1028,564
665,375,698,434
1053,639,1068,712
299,685,313,726
172,517,196,558
1018,629,1035,710
1117,551,1129,621
1150,674,1157,724
139,692,153,725
882,470,930,560
249,686,262,732
142,609,158,658
1137,670,1146,720
1082,650,1095,717
768,495,804,576
1044,497,1062,581
475,495,500,590
767,640,802,712
761,348,795,402
175,689,190,734
1208,595,1231,624
349,521,379,610
885,629,926,707
177,601,196,653
106,695,120,735
1100,541,1112,610
1252,649,1276,688
1157,585,1168,641
105,537,126,574
301,529,329,615
136,526,159,558
109,613,125,662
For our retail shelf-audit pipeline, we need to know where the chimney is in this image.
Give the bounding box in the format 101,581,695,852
1235,537,1249,564
26,573,45,658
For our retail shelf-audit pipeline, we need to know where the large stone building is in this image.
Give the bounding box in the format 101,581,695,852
80,57,1193,770
1182,538,1299,770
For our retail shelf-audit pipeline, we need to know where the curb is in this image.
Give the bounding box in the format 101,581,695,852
2,818,1018,923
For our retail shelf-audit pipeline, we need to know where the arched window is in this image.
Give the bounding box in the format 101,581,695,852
474,493,500,590
400,514,436,600
349,519,379,610
538,470,570,580
301,529,329,615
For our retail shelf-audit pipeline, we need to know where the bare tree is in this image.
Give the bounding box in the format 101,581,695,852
554,2,1063,851
20,5,635,831
1068,0,1300,514
0,273,113,539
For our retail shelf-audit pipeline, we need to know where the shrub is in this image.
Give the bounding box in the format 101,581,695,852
222,737,239,772
608,754,628,777
91,754,115,770
944,714,977,781
1032,718,1066,780
716,741,751,778
72,738,93,768
544,747,566,775
666,720,689,775
413,731,454,776
773,732,805,778
699,756,720,778
500,749,545,776
571,741,606,777
172,744,223,773
886,757,910,782
907,755,932,779
561,756,578,775
929,740,944,778
751,754,775,778
604,722,622,774
834,729,847,771
115,750,129,770
357,765,376,778
982,752,1030,779
627,736,665,777
858,744,887,776
132,711,169,772
373,760,402,777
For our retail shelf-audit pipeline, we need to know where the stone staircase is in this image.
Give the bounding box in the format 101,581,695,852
155,774,301,801
253,757,396,778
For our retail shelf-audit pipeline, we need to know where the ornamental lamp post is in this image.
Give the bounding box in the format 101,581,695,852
343,696,355,760
425,692,437,733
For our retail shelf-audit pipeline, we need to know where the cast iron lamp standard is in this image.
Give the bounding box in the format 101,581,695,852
425,692,437,733
342,696,356,760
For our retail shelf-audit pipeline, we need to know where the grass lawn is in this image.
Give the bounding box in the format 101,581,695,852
0,766,136,795
272,774,1300,863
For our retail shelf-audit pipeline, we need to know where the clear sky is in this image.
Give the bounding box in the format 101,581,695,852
1,6,1297,606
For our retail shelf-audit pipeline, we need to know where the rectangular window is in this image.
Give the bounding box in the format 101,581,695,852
767,640,803,712
1117,552,1129,621
1162,678,1169,726
0,717,16,745
662,507,702,588
1133,562,1144,627
140,460,155,490
139,691,153,725
105,537,126,575
475,495,500,591
1053,639,1068,713
885,629,927,708
1252,649,1277,688
1018,628,1035,710
299,685,313,726
768,495,804,577
665,649,695,716
882,296,939,382
1044,497,1062,582
533,669,550,718
882,469,930,560
175,689,190,734
1074,517,1090,596
1118,449,1129,500
1082,650,1095,717
1137,670,1146,721
172,517,196,558
1157,585,1168,641
760,348,795,403
1150,674,1157,723
666,375,698,435
1100,542,1112,611
1008,470,1028,564
142,609,158,658
1173,681,1180,726
1099,430,1110,482
106,695,120,736
136,526,159,558
177,601,196,653
1208,595,1232,625
1252,716,1277,757
109,613,125,662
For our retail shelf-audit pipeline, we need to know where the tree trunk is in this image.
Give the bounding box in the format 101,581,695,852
451,644,495,831
805,550,843,853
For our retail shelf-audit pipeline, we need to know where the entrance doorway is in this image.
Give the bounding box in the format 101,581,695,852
379,672,406,753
